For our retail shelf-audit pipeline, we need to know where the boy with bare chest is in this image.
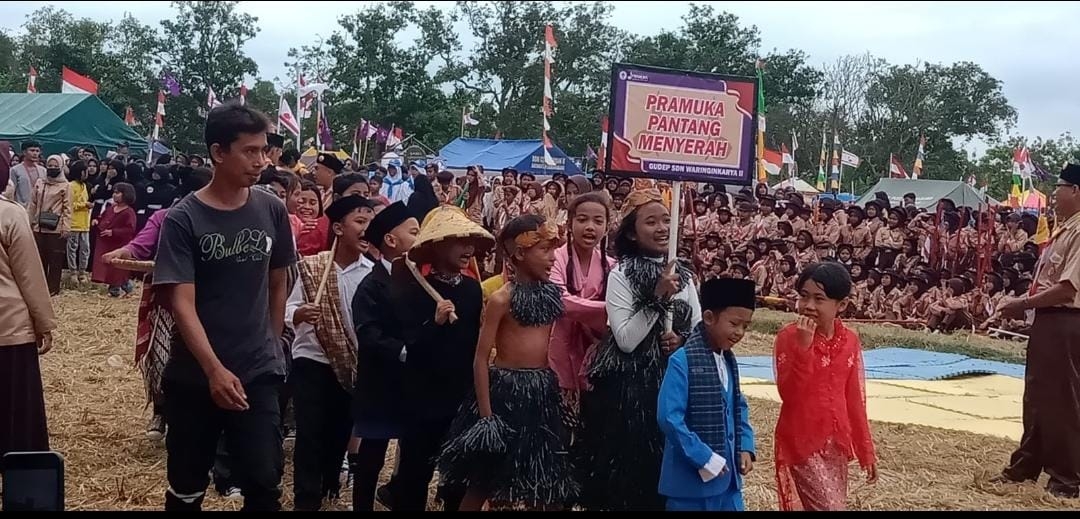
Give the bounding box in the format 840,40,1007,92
437,215,576,511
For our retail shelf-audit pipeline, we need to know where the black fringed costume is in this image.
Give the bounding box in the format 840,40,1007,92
436,280,575,509
578,255,696,511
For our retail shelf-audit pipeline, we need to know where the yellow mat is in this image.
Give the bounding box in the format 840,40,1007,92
742,375,1023,441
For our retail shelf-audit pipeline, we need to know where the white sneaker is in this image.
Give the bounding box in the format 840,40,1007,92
224,487,243,501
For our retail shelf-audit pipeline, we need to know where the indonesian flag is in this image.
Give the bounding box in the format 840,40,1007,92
781,143,794,164
27,66,37,93
124,106,136,126
61,66,98,95
385,125,403,148
277,97,300,137
597,115,608,167
889,153,909,179
207,87,222,110
763,147,784,176
239,83,248,106
154,90,165,128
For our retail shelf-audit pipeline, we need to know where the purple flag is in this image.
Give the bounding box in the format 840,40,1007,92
375,126,388,145
161,71,181,97
585,145,597,160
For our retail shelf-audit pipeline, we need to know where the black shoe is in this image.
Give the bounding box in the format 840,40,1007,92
375,485,395,510
1048,486,1079,499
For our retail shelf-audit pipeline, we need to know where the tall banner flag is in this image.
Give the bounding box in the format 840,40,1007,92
816,128,827,190
605,63,757,185
148,91,165,162
912,134,925,179
829,133,841,191
61,66,98,95
26,66,37,93
277,97,300,137
316,100,333,150
790,132,799,177
541,24,557,166
755,59,767,182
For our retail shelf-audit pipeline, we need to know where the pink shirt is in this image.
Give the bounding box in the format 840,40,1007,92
548,244,615,391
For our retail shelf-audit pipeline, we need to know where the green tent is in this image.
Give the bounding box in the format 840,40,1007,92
854,178,999,209
0,93,147,158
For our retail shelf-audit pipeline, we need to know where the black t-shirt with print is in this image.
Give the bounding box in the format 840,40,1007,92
153,188,296,385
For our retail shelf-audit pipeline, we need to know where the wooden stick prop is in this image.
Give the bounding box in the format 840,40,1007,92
664,180,683,334
405,258,458,323
313,238,338,305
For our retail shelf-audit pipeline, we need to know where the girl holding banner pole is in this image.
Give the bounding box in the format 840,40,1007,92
579,186,701,511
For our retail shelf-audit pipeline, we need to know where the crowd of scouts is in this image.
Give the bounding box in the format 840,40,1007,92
28,103,1060,512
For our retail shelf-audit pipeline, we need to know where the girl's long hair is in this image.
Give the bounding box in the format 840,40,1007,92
564,192,611,298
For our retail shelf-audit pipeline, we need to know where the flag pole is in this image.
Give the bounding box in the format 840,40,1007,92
295,64,304,155
460,106,466,138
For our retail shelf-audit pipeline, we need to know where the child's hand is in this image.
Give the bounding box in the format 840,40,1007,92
435,300,457,325
738,452,753,475
795,316,816,349
865,463,878,484
659,331,683,356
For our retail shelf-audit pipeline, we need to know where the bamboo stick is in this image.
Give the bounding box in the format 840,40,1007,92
404,258,458,323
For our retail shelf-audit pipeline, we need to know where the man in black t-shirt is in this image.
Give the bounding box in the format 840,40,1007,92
153,104,296,512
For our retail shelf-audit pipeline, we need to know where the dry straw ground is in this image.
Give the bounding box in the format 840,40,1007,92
43,287,1072,511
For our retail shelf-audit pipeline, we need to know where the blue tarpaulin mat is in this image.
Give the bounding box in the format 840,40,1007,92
738,347,1025,382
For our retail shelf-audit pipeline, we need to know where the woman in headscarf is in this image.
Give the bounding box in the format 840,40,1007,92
27,154,73,296
407,173,439,224
0,140,57,461
579,188,702,511
462,166,484,225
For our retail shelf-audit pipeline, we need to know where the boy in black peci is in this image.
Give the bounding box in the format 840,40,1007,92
437,215,577,511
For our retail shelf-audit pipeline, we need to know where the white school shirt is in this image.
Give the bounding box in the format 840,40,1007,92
285,255,374,364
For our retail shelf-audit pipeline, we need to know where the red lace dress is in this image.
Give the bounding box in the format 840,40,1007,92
773,320,876,511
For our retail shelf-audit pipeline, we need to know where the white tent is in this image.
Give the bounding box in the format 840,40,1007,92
771,177,820,195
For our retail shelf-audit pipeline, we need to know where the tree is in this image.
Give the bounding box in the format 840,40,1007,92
159,1,260,151
17,6,112,95
446,1,627,156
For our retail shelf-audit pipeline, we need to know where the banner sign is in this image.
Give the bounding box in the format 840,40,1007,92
604,63,757,185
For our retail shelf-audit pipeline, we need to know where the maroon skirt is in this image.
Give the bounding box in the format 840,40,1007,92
0,343,49,457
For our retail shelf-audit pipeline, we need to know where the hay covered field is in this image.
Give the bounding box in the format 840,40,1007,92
43,288,1072,511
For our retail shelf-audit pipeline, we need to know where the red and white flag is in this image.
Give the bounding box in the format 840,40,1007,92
207,87,222,110
277,97,300,137
27,66,37,93
239,83,248,106
61,66,98,95
597,115,609,167
763,148,784,176
889,153,909,179
154,91,166,128
385,125,403,149
781,143,794,164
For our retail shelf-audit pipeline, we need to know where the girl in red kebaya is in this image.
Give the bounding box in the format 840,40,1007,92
772,261,877,511
293,180,330,256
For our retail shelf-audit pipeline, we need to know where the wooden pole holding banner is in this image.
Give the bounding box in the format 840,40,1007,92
664,179,683,334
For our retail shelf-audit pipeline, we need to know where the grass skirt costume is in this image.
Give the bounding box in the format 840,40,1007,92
436,281,578,509
578,256,694,511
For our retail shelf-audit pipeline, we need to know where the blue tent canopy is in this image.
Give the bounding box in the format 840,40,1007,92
439,138,584,176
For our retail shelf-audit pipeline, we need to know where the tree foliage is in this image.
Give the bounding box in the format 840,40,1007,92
0,0,1055,193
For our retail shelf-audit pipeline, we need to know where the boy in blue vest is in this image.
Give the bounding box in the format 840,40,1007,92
657,277,757,511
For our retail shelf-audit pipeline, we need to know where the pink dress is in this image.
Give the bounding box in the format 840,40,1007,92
548,244,615,392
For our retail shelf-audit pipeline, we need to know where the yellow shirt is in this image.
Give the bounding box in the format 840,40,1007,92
69,181,90,232
481,274,506,302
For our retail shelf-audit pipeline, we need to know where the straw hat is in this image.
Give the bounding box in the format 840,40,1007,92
408,205,495,264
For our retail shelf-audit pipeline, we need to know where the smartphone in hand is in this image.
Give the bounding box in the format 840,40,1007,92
2,451,65,511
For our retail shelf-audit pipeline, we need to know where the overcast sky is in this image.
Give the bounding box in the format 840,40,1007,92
3,1,1077,153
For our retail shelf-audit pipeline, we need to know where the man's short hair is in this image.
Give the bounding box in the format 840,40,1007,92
204,103,271,156
21,140,41,151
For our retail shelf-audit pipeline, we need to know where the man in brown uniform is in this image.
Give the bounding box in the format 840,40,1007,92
992,164,1080,498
